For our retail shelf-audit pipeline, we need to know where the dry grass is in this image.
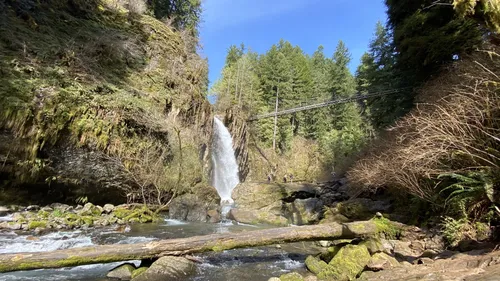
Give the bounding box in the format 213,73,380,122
347,45,500,202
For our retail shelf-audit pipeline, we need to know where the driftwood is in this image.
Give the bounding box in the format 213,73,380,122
0,221,377,273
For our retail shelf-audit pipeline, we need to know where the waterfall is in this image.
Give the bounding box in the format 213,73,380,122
211,117,240,209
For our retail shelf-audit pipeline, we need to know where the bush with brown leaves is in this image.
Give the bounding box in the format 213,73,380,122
347,46,500,206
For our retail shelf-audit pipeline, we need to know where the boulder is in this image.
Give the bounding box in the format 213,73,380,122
107,263,136,280
231,182,321,225
168,185,220,222
104,204,115,214
318,244,371,281
131,256,195,281
207,209,220,223
280,272,304,281
366,252,400,271
305,255,328,275
360,237,387,255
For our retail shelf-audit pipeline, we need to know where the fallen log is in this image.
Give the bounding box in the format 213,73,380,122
0,220,377,273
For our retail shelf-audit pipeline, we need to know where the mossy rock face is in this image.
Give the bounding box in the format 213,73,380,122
318,245,371,281
305,255,328,275
0,0,211,205
280,272,305,281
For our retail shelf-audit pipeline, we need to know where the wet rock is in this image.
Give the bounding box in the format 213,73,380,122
305,255,328,275
279,272,304,281
131,256,195,281
366,252,400,271
107,263,136,280
103,204,115,214
318,244,371,281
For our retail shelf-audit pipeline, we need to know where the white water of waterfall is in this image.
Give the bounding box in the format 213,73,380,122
211,117,240,218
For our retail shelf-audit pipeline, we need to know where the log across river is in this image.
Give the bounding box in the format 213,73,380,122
0,221,377,273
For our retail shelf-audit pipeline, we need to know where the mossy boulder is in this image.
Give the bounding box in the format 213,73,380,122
28,220,47,230
280,272,304,281
131,267,148,279
131,256,195,281
305,255,328,275
359,237,386,255
318,245,371,281
319,245,341,263
107,263,136,280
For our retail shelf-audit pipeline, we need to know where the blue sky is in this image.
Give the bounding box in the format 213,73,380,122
199,0,388,90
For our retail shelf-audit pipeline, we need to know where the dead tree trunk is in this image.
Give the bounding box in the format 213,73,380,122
0,221,377,273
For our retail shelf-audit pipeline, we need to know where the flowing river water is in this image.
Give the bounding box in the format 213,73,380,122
0,218,318,281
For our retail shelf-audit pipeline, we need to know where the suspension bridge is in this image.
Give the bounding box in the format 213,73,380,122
247,88,407,121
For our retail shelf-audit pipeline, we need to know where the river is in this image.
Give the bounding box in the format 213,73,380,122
0,217,319,281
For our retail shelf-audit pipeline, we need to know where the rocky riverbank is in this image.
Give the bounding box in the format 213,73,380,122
0,203,159,232
266,217,499,281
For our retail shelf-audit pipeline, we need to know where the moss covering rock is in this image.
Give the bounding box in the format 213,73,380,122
131,267,148,279
317,244,371,281
0,203,160,231
305,255,328,275
107,263,136,280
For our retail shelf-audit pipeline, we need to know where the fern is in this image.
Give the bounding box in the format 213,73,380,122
438,170,495,218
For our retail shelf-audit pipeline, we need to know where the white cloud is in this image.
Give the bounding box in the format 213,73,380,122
202,0,320,32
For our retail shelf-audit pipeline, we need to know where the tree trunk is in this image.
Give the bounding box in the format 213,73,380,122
0,221,377,273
